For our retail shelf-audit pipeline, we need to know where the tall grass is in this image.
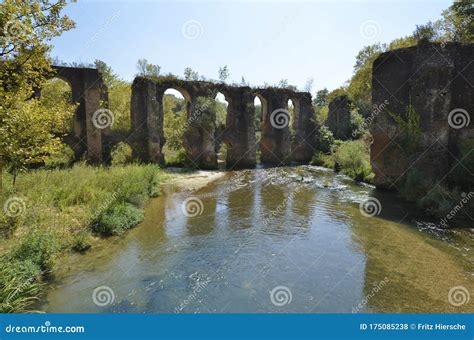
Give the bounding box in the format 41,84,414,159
0,163,166,312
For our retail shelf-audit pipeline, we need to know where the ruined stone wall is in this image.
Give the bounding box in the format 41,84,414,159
371,42,474,190
51,66,108,164
257,88,293,165
291,93,317,163
221,86,256,169
326,95,352,140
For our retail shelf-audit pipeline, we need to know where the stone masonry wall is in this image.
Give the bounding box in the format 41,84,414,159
371,42,473,190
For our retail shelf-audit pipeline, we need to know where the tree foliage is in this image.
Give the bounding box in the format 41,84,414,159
95,59,131,131
0,0,76,179
136,59,160,78
184,67,199,81
218,65,229,83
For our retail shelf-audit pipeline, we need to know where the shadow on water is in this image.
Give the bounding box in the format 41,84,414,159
39,166,473,313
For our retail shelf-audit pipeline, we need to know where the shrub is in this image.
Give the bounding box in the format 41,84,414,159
12,229,61,271
316,126,335,154
350,109,365,138
92,202,144,236
399,169,432,202
311,152,335,169
400,169,473,220
332,140,374,182
418,186,459,218
72,231,92,252
111,142,134,166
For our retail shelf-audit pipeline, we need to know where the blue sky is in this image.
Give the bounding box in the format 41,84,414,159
51,0,452,93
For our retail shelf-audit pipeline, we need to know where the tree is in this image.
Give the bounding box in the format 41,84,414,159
413,22,440,43
94,59,120,88
313,88,329,107
183,67,199,81
240,76,249,86
0,0,76,182
93,60,131,131
218,65,229,83
278,79,289,88
136,59,160,78
440,0,474,43
353,44,385,73
1,0,75,94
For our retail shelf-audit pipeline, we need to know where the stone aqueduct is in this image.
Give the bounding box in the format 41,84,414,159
48,42,473,178
51,66,317,169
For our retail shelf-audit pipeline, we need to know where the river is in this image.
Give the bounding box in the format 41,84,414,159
40,166,473,313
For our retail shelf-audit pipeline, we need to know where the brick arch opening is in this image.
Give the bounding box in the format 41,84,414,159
253,94,268,164
162,88,191,166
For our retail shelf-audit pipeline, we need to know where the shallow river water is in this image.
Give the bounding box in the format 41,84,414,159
41,166,473,313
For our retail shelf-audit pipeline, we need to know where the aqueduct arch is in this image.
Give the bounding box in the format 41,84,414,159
129,77,317,169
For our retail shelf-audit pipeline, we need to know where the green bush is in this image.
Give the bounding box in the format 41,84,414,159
400,168,473,220
399,169,432,202
350,110,366,138
92,202,144,236
311,152,335,168
72,231,92,252
111,142,134,166
316,125,335,154
12,229,61,271
418,186,459,218
164,148,188,167
332,140,374,182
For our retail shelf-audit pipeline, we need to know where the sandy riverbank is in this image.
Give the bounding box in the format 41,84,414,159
163,169,227,191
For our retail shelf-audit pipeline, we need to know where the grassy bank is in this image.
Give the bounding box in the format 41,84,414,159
0,164,166,312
